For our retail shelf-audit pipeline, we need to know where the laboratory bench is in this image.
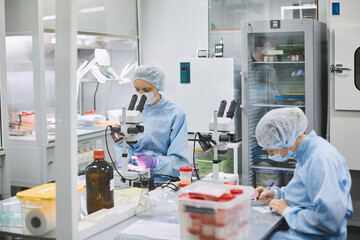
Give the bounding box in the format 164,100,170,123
0,187,283,240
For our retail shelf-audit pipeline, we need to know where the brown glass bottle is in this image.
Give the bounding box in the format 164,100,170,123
86,149,114,214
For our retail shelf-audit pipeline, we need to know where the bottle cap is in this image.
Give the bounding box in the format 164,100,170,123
179,166,193,172
93,149,105,159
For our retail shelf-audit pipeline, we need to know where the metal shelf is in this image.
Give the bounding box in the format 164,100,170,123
251,165,295,172
348,217,360,227
250,61,305,64
251,103,305,108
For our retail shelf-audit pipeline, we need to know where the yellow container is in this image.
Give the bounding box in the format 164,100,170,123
16,183,85,236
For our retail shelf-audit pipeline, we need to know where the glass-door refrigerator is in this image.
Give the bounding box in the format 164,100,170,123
241,19,327,186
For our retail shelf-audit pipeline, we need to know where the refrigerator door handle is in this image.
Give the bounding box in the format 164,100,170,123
240,71,245,109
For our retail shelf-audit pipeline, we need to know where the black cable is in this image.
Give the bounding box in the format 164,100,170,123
105,125,140,181
148,174,180,191
150,180,179,191
193,132,200,180
161,181,179,191
151,174,180,182
93,82,100,110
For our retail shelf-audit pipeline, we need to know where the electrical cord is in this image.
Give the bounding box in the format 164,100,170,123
161,180,179,191
193,132,200,180
149,174,180,191
93,82,100,110
105,125,141,182
151,174,180,182
150,181,179,192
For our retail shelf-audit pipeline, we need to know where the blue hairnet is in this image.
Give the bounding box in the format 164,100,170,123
131,65,165,91
255,107,308,149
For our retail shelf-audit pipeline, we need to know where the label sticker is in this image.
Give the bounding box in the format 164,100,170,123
332,2,340,16
110,179,114,191
270,20,281,29
268,50,284,55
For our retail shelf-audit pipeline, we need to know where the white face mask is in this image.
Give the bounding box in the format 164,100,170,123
139,91,157,105
268,148,294,162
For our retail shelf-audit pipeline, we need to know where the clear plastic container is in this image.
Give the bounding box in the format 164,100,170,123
282,170,294,186
295,53,304,61
253,168,284,188
179,166,193,185
16,183,84,236
178,181,253,240
290,52,297,61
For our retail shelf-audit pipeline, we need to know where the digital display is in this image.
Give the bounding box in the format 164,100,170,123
180,62,190,84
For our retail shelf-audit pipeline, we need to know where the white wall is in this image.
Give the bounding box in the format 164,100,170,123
328,0,360,170
138,0,208,103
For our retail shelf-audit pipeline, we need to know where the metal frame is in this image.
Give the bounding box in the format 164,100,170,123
55,0,79,238
0,0,10,198
55,1,141,239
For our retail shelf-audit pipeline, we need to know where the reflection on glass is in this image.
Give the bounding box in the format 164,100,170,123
210,0,318,30
355,47,360,91
248,32,305,108
6,36,36,137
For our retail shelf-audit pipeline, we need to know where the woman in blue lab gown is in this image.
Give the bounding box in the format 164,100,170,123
254,107,353,239
114,65,189,181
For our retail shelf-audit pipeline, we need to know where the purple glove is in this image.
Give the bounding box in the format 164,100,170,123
132,154,157,169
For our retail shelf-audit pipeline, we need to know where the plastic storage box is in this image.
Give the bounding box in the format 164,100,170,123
282,170,294,185
178,181,253,240
196,153,233,176
16,183,85,236
253,168,284,188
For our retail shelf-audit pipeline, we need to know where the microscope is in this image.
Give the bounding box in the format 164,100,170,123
109,94,151,188
199,100,239,183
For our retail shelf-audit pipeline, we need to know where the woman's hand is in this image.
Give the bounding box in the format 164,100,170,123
269,199,289,215
255,186,275,202
132,154,157,169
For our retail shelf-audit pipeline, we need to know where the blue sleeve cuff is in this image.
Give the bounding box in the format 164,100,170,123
273,187,281,199
282,206,291,217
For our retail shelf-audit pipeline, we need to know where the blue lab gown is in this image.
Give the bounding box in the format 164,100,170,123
114,95,189,180
270,130,353,239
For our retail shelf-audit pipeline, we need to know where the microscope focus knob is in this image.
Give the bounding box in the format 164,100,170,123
136,125,144,133
219,135,230,142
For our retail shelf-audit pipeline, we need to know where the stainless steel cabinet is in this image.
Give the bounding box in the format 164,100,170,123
241,19,327,186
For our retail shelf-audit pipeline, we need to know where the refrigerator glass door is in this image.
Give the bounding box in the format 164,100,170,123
247,31,305,183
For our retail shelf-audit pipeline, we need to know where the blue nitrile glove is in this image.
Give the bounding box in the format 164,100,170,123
116,157,136,169
132,153,157,169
